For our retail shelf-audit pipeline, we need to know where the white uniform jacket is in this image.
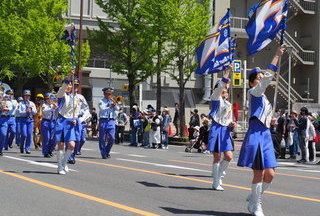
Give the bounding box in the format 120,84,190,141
209,77,232,127
248,64,278,128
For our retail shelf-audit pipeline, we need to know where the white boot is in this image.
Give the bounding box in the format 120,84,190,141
62,149,73,173
212,163,224,191
248,183,264,216
247,182,271,203
57,150,66,175
219,160,230,182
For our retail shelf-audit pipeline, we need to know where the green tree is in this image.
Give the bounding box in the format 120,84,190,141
140,0,173,112
91,0,156,107
165,0,210,136
0,0,90,92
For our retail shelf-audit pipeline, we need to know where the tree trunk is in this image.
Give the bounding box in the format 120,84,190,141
14,71,27,97
128,72,135,108
178,58,185,137
156,41,162,113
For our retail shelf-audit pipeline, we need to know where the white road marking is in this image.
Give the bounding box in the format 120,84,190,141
127,154,147,158
4,156,78,172
81,148,94,151
110,151,120,154
117,158,211,173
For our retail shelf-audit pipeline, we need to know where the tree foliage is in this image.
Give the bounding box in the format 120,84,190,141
91,0,157,107
0,0,90,91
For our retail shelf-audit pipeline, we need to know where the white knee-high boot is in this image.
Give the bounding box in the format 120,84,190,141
219,160,230,180
248,183,264,216
57,150,66,175
212,163,224,191
62,149,73,173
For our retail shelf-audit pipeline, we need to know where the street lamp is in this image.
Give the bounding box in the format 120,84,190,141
287,46,293,112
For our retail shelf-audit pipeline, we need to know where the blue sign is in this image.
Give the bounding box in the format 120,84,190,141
233,60,241,73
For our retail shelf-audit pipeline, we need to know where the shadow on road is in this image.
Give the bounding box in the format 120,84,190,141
161,207,250,216
23,171,57,175
137,181,211,191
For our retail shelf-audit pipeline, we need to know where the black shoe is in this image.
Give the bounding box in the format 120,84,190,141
68,160,76,164
44,154,51,158
20,149,24,154
106,155,111,159
297,159,306,163
26,151,31,154
4,147,8,151
102,156,107,159
49,152,53,157
279,156,286,159
9,144,13,149
0,152,3,156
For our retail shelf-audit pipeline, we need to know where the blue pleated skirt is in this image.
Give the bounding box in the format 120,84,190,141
237,118,277,169
207,121,233,153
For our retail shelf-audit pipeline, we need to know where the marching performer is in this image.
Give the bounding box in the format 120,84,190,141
237,46,285,216
15,96,23,147
34,93,44,149
55,74,82,175
98,87,119,159
207,66,235,191
41,93,57,158
4,89,18,150
68,78,91,164
16,90,37,154
0,92,14,155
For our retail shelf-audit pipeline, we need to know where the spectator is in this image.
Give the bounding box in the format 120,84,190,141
129,105,141,146
91,108,98,137
276,109,286,159
188,109,200,141
173,103,180,136
286,111,299,159
293,107,309,163
141,110,152,147
115,108,128,144
161,108,172,149
307,113,317,163
149,111,161,149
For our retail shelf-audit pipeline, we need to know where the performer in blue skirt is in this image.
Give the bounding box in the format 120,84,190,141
207,66,235,191
237,45,285,216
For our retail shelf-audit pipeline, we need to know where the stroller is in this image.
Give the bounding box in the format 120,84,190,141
185,126,206,153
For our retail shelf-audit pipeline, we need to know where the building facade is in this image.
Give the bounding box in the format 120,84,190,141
67,0,320,113
214,0,319,110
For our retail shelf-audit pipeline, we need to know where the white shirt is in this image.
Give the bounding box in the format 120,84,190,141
56,83,82,119
42,103,55,120
16,100,37,118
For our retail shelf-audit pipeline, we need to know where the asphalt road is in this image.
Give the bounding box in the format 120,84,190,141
0,140,319,216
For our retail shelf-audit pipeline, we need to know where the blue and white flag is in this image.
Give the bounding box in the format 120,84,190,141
196,11,232,75
230,36,237,60
246,0,288,55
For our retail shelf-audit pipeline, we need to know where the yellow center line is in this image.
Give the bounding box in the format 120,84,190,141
169,160,320,181
77,159,320,203
0,170,159,216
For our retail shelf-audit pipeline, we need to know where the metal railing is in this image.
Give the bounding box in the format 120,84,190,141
230,17,248,29
87,58,109,68
277,73,314,102
276,32,315,64
291,0,316,13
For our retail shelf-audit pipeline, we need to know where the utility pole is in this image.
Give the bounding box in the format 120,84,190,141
287,46,293,112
